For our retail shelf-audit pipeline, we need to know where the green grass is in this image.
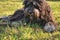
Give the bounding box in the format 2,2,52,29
48,1,60,24
0,1,60,40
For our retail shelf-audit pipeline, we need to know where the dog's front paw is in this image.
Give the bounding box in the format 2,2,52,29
44,22,56,33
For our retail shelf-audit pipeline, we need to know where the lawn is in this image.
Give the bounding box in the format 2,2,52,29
0,1,60,40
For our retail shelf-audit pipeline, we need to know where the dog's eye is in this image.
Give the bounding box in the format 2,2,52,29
38,0,43,3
